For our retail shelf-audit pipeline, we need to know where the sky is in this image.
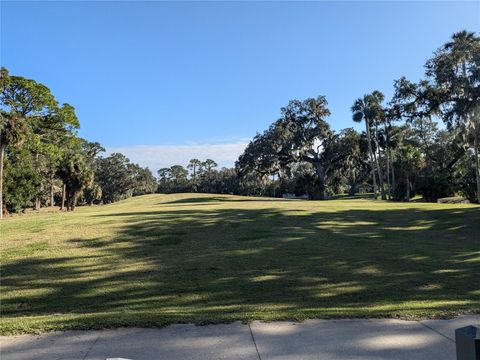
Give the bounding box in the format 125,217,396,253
1,1,479,172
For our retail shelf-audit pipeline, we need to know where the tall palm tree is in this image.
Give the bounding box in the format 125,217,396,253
382,108,395,199
202,159,218,173
446,31,480,203
428,30,480,203
187,158,202,192
352,92,386,199
396,145,421,201
370,91,387,200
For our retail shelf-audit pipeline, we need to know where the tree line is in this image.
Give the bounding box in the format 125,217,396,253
0,69,157,218
236,30,480,203
157,159,269,195
1,30,479,217
144,31,480,203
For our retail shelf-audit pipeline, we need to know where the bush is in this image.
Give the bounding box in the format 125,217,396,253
417,170,453,202
4,158,41,213
456,164,477,203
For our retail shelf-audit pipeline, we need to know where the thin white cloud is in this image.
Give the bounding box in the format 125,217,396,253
105,142,248,174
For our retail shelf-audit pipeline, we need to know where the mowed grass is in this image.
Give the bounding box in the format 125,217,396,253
1,193,479,334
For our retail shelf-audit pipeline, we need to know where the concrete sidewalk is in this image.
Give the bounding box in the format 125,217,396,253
1,315,478,360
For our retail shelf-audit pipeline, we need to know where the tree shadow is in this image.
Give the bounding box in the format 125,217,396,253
329,193,374,200
2,199,479,330
159,194,291,205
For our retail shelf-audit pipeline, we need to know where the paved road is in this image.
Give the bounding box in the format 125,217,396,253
1,316,479,359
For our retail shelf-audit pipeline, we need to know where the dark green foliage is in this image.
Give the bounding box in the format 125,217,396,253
3,148,40,213
96,153,137,203
57,148,94,211
83,183,102,205
158,164,242,195
0,68,61,217
96,153,156,203
0,68,157,214
157,165,189,193
455,160,478,202
236,96,361,200
131,166,157,196
425,30,480,203
417,171,453,202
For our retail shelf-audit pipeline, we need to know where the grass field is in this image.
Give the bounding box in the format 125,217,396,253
1,193,479,334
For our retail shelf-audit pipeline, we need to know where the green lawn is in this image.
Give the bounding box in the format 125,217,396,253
1,193,479,334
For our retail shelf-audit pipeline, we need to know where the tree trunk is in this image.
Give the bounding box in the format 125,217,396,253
71,192,77,211
384,122,391,199
365,120,378,199
314,163,326,200
474,121,480,204
50,177,54,207
390,150,396,198
193,166,197,192
372,148,386,200
66,189,72,211
61,183,66,210
0,143,4,220
373,123,386,200
385,151,390,199
273,174,276,198
348,181,358,196
34,152,40,210
406,173,410,202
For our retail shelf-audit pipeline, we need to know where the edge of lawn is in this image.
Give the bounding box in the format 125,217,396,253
2,308,480,335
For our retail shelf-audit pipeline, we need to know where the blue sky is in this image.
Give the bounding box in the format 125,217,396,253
1,1,479,170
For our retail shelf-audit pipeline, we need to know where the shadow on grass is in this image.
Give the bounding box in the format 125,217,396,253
161,193,386,204
2,197,479,326
329,193,374,200
160,195,291,205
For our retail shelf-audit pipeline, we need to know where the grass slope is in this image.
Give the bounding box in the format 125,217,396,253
1,193,479,334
